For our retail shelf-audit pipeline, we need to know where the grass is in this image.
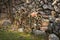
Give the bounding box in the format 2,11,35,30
0,30,45,40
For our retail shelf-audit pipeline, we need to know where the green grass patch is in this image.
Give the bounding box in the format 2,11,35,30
0,30,44,40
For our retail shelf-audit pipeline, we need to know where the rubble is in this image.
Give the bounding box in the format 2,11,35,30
0,0,60,40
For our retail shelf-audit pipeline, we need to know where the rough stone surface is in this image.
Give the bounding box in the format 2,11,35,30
49,34,59,40
54,5,60,13
2,19,11,27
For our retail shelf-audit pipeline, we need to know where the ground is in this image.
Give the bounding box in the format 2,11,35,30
0,30,44,40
